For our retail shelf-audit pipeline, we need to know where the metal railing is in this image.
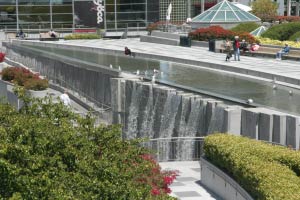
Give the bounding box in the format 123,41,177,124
141,137,205,162
46,75,111,113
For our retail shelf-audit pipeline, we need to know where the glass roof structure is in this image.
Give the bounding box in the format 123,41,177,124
191,0,260,23
250,26,267,36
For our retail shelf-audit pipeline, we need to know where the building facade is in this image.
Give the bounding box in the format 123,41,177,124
0,0,160,32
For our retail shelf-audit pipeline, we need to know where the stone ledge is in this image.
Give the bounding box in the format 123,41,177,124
201,157,254,200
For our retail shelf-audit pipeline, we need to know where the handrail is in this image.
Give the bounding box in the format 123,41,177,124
4,57,111,112
148,137,204,141
45,74,111,112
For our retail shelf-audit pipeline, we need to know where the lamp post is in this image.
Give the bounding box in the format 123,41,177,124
201,0,205,13
50,0,53,29
16,0,19,31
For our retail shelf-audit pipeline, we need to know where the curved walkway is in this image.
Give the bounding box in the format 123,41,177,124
160,161,220,200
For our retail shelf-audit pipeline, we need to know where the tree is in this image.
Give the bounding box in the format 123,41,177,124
0,89,177,199
251,0,278,22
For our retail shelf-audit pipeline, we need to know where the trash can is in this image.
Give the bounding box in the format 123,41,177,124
208,39,216,52
180,36,191,47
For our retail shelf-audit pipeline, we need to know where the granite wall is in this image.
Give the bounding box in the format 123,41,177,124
111,78,300,152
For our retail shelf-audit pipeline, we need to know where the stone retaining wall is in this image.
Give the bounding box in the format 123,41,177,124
111,78,300,150
201,157,254,200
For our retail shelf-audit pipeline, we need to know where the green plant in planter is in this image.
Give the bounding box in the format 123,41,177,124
1,67,48,91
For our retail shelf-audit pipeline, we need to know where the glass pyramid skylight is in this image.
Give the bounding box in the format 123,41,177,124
192,0,261,23
250,26,267,36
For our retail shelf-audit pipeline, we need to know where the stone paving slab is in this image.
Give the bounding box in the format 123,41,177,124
159,161,220,200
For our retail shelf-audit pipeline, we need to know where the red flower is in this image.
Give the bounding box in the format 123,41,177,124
151,188,160,195
0,52,5,63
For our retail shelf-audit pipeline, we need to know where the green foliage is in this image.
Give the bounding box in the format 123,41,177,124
1,67,48,91
230,22,260,33
0,93,176,199
64,34,101,40
204,134,300,200
289,31,300,41
251,0,278,22
261,22,300,41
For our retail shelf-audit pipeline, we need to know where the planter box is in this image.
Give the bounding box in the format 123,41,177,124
201,157,253,200
27,88,50,99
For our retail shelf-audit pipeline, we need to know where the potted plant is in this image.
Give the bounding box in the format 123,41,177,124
1,66,49,98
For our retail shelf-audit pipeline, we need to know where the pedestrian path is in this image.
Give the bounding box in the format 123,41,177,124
159,161,220,200
54,38,300,88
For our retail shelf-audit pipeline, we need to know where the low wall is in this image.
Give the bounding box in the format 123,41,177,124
201,157,254,200
140,35,179,46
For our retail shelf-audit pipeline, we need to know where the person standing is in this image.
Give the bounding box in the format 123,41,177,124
224,38,232,62
233,36,240,61
60,90,71,107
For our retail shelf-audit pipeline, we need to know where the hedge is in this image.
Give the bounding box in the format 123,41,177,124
261,22,300,41
204,134,300,200
64,33,101,40
230,22,260,33
289,31,300,42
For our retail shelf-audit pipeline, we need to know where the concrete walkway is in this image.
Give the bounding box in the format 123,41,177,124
52,38,300,88
160,161,220,200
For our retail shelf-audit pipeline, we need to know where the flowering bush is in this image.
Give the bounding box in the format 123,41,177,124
276,16,300,22
137,154,178,197
189,25,258,44
258,37,300,48
1,67,48,91
0,52,5,62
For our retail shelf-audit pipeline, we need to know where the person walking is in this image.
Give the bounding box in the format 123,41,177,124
233,36,240,61
224,38,232,62
60,90,71,107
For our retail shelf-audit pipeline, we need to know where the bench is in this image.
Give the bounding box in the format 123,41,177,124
242,46,300,61
39,32,60,41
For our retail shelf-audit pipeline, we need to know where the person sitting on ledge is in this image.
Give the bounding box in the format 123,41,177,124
250,43,260,52
124,46,132,56
48,29,58,38
239,39,249,54
276,43,290,60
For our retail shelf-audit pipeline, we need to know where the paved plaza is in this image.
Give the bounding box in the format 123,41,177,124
55,38,300,88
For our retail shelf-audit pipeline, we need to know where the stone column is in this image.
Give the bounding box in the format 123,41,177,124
296,2,300,16
273,114,287,146
241,108,259,140
287,0,291,16
223,106,242,135
201,0,205,13
286,116,300,149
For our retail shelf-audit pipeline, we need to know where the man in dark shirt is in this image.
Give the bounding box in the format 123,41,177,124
124,47,132,56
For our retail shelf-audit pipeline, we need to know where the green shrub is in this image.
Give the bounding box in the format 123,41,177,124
204,134,300,200
289,31,300,41
64,33,101,40
0,94,176,199
23,78,49,91
261,22,300,41
230,22,260,33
